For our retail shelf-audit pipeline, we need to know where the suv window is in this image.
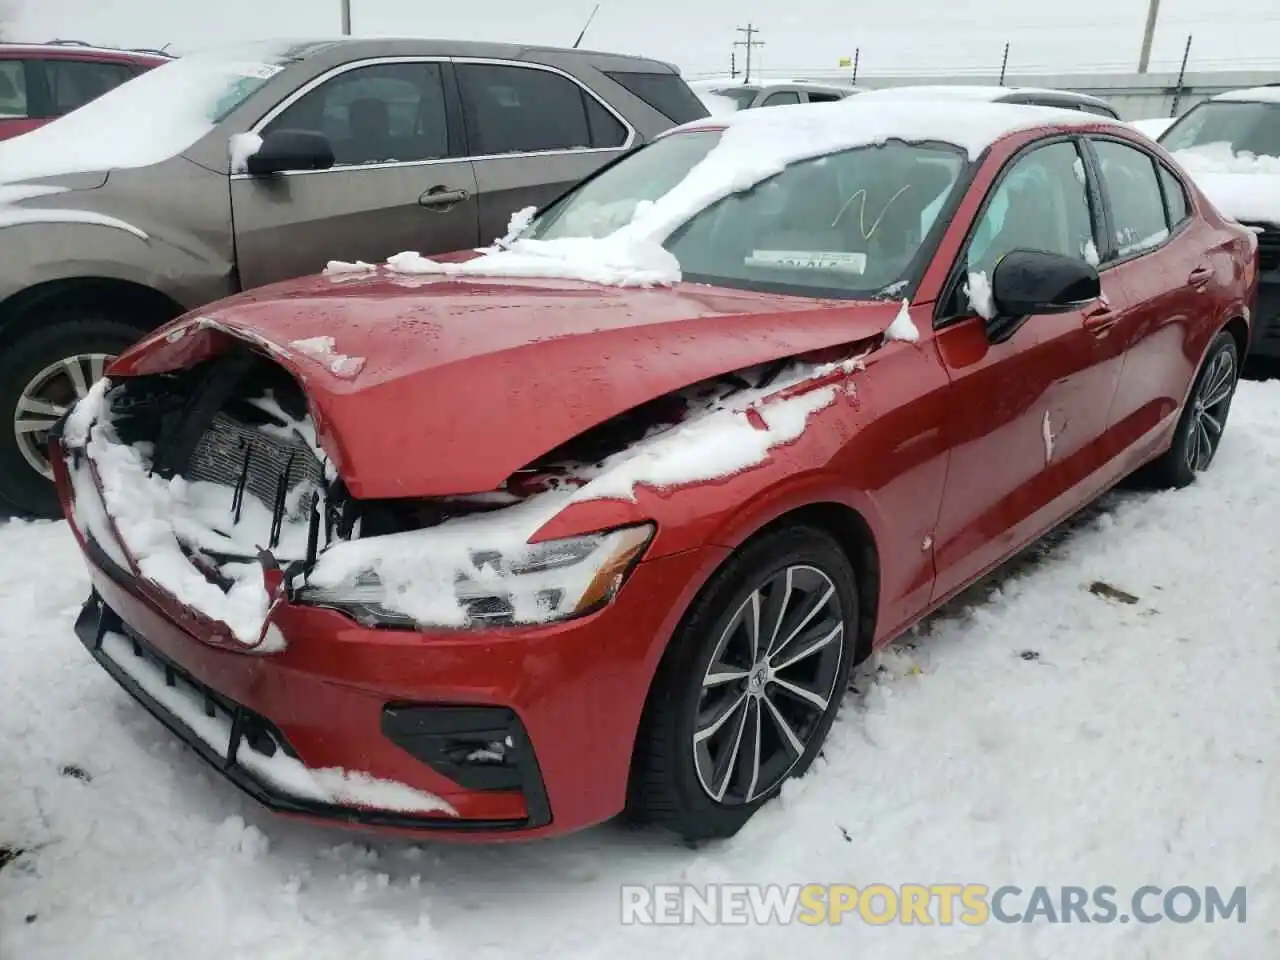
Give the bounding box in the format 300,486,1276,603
967,140,1099,276
457,63,627,156
604,70,707,124
806,91,845,103
1157,163,1189,225
0,61,28,118
762,90,802,107
264,61,450,167
42,59,137,116
1091,139,1169,257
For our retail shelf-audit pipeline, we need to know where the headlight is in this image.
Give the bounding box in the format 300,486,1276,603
295,523,655,629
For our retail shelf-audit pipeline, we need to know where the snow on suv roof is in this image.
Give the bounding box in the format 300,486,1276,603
1211,86,1280,104
678,96,1120,160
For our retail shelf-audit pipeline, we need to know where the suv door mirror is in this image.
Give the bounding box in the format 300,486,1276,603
990,248,1101,317
245,129,335,176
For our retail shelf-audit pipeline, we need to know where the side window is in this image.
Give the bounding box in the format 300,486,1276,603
0,61,28,118
966,140,1099,277
263,61,450,167
762,90,802,107
1091,139,1170,257
43,60,136,116
1157,163,1190,226
805,92,844,104
456,63,626,156
603,71,707,124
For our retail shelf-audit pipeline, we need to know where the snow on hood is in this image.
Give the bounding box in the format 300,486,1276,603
1171,142,1280,226
0,42,294,185
357,99,1109,288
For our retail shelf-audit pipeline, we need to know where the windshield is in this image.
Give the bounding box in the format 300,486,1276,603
0,41,306,183
1160,100,1280,157
710,87,759,110
527,130,967,298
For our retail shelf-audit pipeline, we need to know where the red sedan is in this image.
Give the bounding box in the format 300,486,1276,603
51,99,1255,842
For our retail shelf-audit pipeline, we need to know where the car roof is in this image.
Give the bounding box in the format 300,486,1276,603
1209,86,1280,105
857,83,1112,108
671,96,1125,159
0,42,173,64
238,36,681,72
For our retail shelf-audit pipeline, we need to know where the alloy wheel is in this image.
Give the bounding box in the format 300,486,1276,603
1186,348,1235,473
692,564,845,806
14,353,112,479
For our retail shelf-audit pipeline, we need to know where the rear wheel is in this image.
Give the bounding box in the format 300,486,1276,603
1138,330,1239,489
0,314,147,517
627,525,858,841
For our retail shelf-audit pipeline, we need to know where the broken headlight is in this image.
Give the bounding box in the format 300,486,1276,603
295,523,655,629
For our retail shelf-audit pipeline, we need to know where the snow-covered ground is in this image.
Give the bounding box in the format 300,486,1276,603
2,380,1278,959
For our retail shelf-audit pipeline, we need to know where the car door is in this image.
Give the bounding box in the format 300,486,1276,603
0,59,43,140
231,59,480,290
454,60,634,244
930,137,1126,600
1083,135,1214,463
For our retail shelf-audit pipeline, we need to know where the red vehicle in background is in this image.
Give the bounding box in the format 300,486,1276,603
0,41,170,140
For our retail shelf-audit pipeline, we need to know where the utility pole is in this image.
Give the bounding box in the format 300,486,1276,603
998,41,1010,85
730,50,737,79
1138,0,1160,73
734,23,764,84
341,0,352,35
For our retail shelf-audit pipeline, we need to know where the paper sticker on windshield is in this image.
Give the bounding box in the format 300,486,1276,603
745,250,867,274
222,62,285,81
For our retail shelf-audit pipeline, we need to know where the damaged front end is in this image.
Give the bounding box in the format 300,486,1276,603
56,333,864,651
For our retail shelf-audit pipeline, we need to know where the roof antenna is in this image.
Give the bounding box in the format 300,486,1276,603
572,3,601,49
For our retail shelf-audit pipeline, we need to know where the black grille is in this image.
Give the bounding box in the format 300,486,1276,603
1244,225,1280,273
186,411,324,521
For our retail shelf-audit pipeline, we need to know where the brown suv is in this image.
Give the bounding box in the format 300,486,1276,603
0,37,707,516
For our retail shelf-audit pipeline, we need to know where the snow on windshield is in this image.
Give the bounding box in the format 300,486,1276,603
0,42,299,184
367,99,1104,290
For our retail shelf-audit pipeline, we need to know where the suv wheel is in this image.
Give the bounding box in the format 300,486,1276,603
0,315,147,517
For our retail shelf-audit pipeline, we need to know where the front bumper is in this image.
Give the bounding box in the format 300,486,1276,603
55,441,723,841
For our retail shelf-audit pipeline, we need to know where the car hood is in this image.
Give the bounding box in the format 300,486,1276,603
110,271,904,499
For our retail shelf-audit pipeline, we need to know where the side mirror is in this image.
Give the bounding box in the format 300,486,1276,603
990,248,1101,317
245,129,335,176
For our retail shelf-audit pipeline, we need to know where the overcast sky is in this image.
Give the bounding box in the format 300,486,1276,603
7,0,1280,79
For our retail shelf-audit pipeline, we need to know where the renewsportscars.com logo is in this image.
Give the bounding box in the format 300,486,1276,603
620,883,1248,926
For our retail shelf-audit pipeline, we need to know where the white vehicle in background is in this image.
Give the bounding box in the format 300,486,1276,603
691,79,855,115
854,83,1121,119
1129,116,1177,139
1156,85,1280,359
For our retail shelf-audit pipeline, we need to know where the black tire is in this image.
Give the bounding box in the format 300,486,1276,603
1137,330,1240,490
0,313,149,517
627,524,859,842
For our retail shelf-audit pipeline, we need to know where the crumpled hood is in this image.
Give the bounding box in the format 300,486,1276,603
109,271,903,499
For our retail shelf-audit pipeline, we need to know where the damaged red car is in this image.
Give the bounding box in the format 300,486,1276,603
52,98,1255,842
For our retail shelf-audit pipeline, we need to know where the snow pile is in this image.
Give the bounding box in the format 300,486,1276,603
64,385,323,649
228,133,263,174
324,259,376,275
379,99,1105,289
99,631,456,815
288,336,365,379
1171,142,1280,224
964,271,996,319
881,299,919,343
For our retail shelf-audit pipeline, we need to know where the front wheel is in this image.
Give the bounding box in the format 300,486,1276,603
0,316,147,517
627,525,859,841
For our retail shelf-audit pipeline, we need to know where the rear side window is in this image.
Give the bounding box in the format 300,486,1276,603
43,59,137,116
0,61,28,118
604,70,708,124
806,91,844,104
762,91,802,107
457,63,627,156
1091,139,1170,257
1157,163,1190,225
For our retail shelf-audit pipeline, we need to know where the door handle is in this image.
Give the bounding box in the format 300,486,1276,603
1187,264,1213,289
419,186,469,210
1082,303,1117,338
